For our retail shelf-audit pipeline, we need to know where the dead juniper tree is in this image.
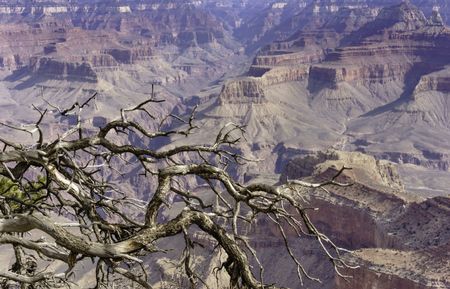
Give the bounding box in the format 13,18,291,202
0,94,354,289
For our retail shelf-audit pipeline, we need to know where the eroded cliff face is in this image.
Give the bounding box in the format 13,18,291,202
281,150,405,191
29,57,98,81
148,151,449,289
218,78,266,104
304,3,450,91
198,2,450,178
280,151,407,250
0,0,242,85
414,68,450,94
219,65,309,103
278,152,450,288
335,247,450,289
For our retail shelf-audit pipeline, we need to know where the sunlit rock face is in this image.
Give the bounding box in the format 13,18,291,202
278,152,449,288
0,0,240,83
219,2,450,173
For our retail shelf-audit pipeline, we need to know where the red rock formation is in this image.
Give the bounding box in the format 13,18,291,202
279,152,449,288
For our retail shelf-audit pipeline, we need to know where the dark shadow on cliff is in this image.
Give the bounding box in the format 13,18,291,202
359,63,443,118
3,67,29,83
4,67,96,90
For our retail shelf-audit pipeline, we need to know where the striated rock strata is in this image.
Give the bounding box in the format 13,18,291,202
29,57,98,81
279,151,449,288
0,0,241,87
335,246,450,289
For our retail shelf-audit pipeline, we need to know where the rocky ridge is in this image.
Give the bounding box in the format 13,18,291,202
184,2,450,178
279,151,449,288
0,2,237,70
0,1,449,289
0,0,251,132
147,151,449,289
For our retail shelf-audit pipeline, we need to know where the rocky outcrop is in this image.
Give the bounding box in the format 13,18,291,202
306,4,450,89
252,49,325,67
218,78,266,104
83,54,119,67
369,151,450,171
100,47,153,65
279,152,449,288
260,65,309,84
29,57,97,81
281,150,405,191
103,48,134,64
177,30,220,47
414,69,450,94
0,54,21,70
335,247,450,289
280,152,409,249
220,65,309,103
308,61,414,89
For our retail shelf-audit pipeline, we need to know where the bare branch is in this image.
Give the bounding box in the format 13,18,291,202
0,98,354,289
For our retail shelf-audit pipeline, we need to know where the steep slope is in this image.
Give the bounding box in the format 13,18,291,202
232,0,450,54
307,4,450,168
281,152,449,288
140,151,449,289
308,2,448,115
345,64,450,168
177,2,450,178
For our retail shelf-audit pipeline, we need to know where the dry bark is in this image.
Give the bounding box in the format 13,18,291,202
0,96,353,288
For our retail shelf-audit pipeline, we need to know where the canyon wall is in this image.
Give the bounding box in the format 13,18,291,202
0,0,240,87
29,57,98,81
335,266,445,289
278,151,449,288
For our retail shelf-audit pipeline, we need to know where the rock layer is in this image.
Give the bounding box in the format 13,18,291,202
211,2,450,175
280,152,449,288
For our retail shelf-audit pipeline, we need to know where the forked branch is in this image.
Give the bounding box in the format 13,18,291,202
0,98,353,289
